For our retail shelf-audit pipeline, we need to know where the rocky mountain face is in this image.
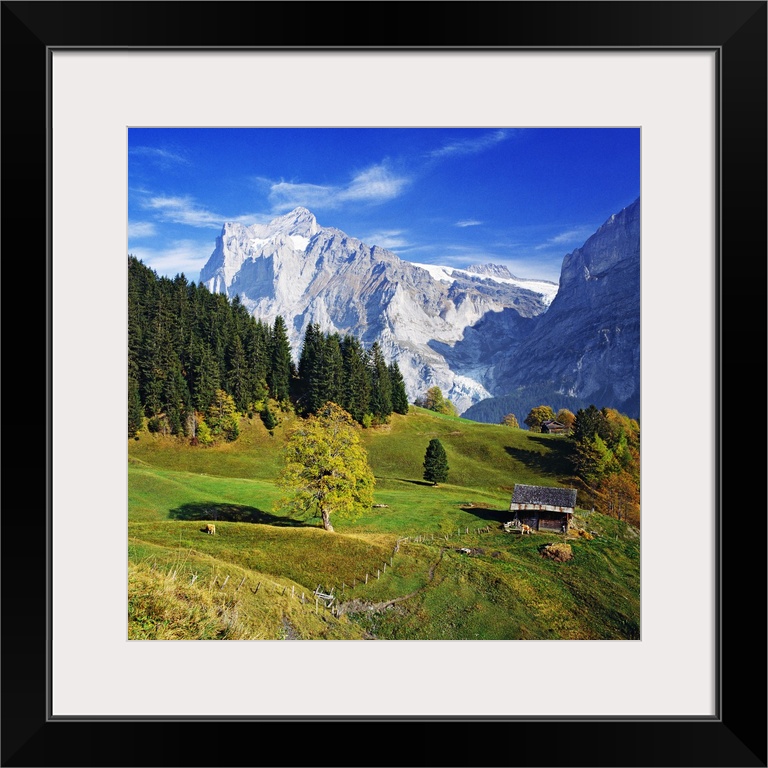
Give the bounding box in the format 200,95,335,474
199,200,640,418
470,197,641,418
199,207,555,413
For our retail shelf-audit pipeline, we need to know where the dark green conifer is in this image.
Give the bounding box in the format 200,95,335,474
128,377,144,438
269,316,293,403
388,361,409,415
341,335,371,424
368,342,392,422
423,438,449,486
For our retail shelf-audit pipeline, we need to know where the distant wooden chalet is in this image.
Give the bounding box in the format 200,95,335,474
509,484,577,533
541,419,569,434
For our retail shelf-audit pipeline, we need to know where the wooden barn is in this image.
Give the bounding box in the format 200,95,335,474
541,419,569,434
509,484,577,533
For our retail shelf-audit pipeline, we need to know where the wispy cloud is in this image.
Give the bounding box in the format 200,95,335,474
455,219,482,228
129,146,189,166
362,230,410,250
128,221,157,239
428,130,509,159
267,182,336,211
339,165,409,202
268,163,410,212
142,195,260,228
535,227,594,250
129,240,212,279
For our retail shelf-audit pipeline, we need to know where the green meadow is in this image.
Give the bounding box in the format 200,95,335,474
128,406,640,640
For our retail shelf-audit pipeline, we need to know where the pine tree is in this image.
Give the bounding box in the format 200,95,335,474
226,333,250,412
193,343,220,412
572,404,609,443
128,377,144,438
368,342,392,422
388,361,409,415
269,316,293,403
260,405,278,434
340,335,371,425
245,319,270,408
321,333,344,408
297,323,324,415
423,438,449,486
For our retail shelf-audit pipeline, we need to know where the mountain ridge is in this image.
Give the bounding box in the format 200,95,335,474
199,208,555,412
198,199,640,417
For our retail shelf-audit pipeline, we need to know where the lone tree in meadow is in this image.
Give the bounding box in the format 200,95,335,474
501,413,520,428
275,402,375,532
423,438,449,486
414,385,458,417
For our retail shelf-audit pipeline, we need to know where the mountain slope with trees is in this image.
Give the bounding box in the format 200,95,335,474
128,256,408,438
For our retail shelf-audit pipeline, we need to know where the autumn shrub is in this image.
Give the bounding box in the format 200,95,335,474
541,543,573,563
196,420,214,446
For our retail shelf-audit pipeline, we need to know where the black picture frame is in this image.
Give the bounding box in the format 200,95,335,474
2,2,765,766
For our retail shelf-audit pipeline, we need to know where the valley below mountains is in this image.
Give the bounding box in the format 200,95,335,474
199,198,640,420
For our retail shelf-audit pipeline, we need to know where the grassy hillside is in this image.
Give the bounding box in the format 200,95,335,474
128,407,640,640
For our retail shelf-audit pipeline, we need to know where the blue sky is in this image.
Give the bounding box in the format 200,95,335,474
128,127,639,284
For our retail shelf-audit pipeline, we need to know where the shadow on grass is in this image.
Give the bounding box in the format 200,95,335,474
460,506,510,524
394,478,436,487
505,435,574,478
169,502,307,527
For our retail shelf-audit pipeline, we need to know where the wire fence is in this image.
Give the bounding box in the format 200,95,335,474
191,524,500,616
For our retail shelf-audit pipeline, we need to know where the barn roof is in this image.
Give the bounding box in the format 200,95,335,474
542,420,566,428
511,484,577,509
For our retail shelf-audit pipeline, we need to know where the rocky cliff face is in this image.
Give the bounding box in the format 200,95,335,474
199,207,554,413
485,197,641,417
199,200,639,418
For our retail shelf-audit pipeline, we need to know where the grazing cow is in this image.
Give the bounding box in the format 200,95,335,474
203,523,216,535
521,524,532,535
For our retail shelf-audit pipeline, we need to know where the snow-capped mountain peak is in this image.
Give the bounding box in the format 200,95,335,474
198,208,557,412
250,206,320,240
410,262,559,307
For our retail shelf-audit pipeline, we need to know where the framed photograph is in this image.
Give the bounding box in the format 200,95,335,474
3,1,765,766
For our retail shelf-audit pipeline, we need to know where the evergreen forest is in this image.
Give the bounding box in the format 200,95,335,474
128,256,409,441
